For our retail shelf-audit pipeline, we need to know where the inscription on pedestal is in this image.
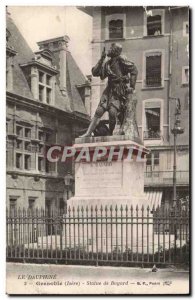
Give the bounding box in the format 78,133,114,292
80,161,122,189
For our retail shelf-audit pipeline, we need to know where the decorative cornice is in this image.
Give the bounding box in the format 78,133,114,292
6,91,90,124
20,60,58,75
37,36,70,51
6,45,17,56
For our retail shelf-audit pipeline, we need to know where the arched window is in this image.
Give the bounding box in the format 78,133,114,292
106,14,126,40
143,9,164,37
147,15,161,36
109,19,123,39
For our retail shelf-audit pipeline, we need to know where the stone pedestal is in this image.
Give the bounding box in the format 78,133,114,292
68,135,149,208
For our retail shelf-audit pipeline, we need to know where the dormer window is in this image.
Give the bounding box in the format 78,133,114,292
38,71,53,104
20,49,58,104
46,88,52,104
39,71,44,83
46,74,52,86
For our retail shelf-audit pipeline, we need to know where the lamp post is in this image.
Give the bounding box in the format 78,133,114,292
171,98,184,208
64,172,73,207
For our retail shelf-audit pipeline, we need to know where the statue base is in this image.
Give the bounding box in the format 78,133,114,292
68,135,149,208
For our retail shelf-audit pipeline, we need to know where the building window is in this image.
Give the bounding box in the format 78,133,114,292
144,9,164,36
24,141,31,151
16,153,22,169
146,153,152,173
39,85,44,102
105,13,126,40
39,71,44,83
146,151,160,175
38,130,44,141
28,197,36,212
45,132,50,143
16,125,23,137
109,19,123,39
16,140,23,150
38,156,44,172
143,99,163,141
45,158,51,173
24,127,31,139
46,74,52,86
24,154,31,170
144,108,161,139
147,15,161,36
46,88,52,104
183,21,189,36
38,71,53,104
45,148,56,174
9,197,18,214
38,144,44,154
182,66,189,85
36,131,52,173
145,53,162,87
59,198,65,213
15,123,33,170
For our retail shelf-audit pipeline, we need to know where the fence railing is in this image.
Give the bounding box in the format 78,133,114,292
145,76,162,87
6,205,189,266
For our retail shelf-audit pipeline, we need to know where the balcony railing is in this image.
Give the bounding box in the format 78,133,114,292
143,130,161,140
144,171,189,186
145,76,162,87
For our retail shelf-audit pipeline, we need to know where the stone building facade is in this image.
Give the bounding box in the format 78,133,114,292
6,14,90,212
79,6,189,207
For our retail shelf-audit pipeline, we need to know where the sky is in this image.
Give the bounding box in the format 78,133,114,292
8,6,93,76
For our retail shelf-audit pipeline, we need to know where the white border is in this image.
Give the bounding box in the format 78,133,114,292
1,2,193,299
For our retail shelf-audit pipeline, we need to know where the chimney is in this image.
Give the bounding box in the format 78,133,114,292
37,36,70,95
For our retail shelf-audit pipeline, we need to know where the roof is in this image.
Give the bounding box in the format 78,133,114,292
6,16,89,117
66,51,88,116
6,16,34,99
77,6,93,16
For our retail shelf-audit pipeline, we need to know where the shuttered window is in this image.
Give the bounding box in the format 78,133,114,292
146,54,161,87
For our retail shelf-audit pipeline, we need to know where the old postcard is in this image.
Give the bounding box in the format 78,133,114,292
6,5,190,295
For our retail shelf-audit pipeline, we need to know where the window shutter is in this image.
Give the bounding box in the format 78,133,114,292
146,54,161,87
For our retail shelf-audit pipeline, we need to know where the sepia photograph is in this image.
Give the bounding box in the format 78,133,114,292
5,5,190,295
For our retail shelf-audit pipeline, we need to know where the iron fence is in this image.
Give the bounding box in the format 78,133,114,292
6,204,189,266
